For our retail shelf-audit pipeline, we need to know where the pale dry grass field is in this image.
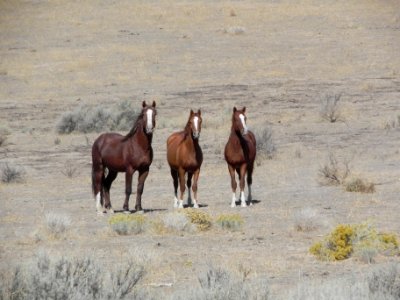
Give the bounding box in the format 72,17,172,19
1,0,400,298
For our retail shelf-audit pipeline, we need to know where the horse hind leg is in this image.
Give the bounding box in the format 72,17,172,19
186,172,193,207
170,168,179,208
247,164,254,205
93,167,105,215
103,170,118,213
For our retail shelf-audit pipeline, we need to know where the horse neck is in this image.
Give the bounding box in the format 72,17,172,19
127,119,152,148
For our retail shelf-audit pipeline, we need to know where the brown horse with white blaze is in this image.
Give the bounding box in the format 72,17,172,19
224,106,256,207
167,109,203,208
91,101,156,214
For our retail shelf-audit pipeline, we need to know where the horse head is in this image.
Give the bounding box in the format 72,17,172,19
232,106,248,136
189,109,202,139
142,100,157,134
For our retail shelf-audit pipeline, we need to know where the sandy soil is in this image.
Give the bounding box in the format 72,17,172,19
1,0,400,297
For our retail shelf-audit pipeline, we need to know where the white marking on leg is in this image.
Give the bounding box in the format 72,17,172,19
178,199,184,209
146,109,153,132
239,114,248,135
240,191,247,207
173,196,179,208
231,192,236,207
193,198,199,209
96,192,102,212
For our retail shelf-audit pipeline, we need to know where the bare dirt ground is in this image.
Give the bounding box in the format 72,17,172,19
1,0,400,298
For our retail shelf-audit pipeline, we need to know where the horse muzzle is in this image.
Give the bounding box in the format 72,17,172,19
146,127,154,134
241,129,248,136
193,132,200,139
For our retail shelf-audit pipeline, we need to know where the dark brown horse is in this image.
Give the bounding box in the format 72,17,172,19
167,109,203,208
91,101,156,214
224,106,256,207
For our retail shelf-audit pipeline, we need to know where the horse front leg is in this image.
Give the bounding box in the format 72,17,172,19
191,169,200,209
228,164,237,207
178,168,186,209
239,164,247,207
123,168,134,212
186,172,193,207
135,168,149,212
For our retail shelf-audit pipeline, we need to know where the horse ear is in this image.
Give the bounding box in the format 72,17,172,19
152,100,156,108
142,101,147,108
242,106,246,113
233,107,237,113
190,109,194,115
197,109,201,116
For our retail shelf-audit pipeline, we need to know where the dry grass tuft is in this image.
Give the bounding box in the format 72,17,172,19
345,178,375,193
294,208,319,232
255,125,276,161
320,93,342,123
45,213,71,238
215,213,244,231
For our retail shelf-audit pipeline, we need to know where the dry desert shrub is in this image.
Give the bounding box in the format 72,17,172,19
161,212,194,233
1,162,25,183
345,177,375,193
61,161,79,178
177,264,270,300
0,252,145,300
215,213,244,231
310,222,399,262
0,125,10,147
294,208,319,232
184,208,212,231
318,153,350,186
254,125,276,161
56,100,139,134
45,213,71,238
320,93,342,123
282,263,400,300
108,214,147,235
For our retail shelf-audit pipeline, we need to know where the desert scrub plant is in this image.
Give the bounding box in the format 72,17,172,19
320,93,342,123
215,213,244,231
0,252,145,300
0,125,10,147
172,264,269,300
345,177,375,193
310,222,399,262
318,153,349,186
56,100,139,134
45,213,71,238
254,125,276,160
162,212,194,233
1,162,25,183
108,214,146,235
184,208,212,231
294,208,319,232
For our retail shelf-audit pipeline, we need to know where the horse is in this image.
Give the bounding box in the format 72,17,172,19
167,109,203,208
91,101,157,214
224,106,256,207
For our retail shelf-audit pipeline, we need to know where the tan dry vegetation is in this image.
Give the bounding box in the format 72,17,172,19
1,0,400,298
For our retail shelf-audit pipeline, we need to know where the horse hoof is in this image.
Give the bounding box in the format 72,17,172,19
241,203,247,208
193,204,199,209
123,210,131,214
231,203,236,208
97,211,105,216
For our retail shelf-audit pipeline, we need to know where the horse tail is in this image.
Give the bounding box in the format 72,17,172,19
91,164,96,195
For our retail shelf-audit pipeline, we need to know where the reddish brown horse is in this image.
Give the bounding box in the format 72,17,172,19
224,106,256,207
91,101,156,214
167,109,203,208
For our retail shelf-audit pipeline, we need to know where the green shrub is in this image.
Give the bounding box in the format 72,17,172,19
108,214,146,235
215,214,244,231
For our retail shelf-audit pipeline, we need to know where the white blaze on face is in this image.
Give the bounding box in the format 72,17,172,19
239,114,248,134
146,109,153,132
193,116,199,131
